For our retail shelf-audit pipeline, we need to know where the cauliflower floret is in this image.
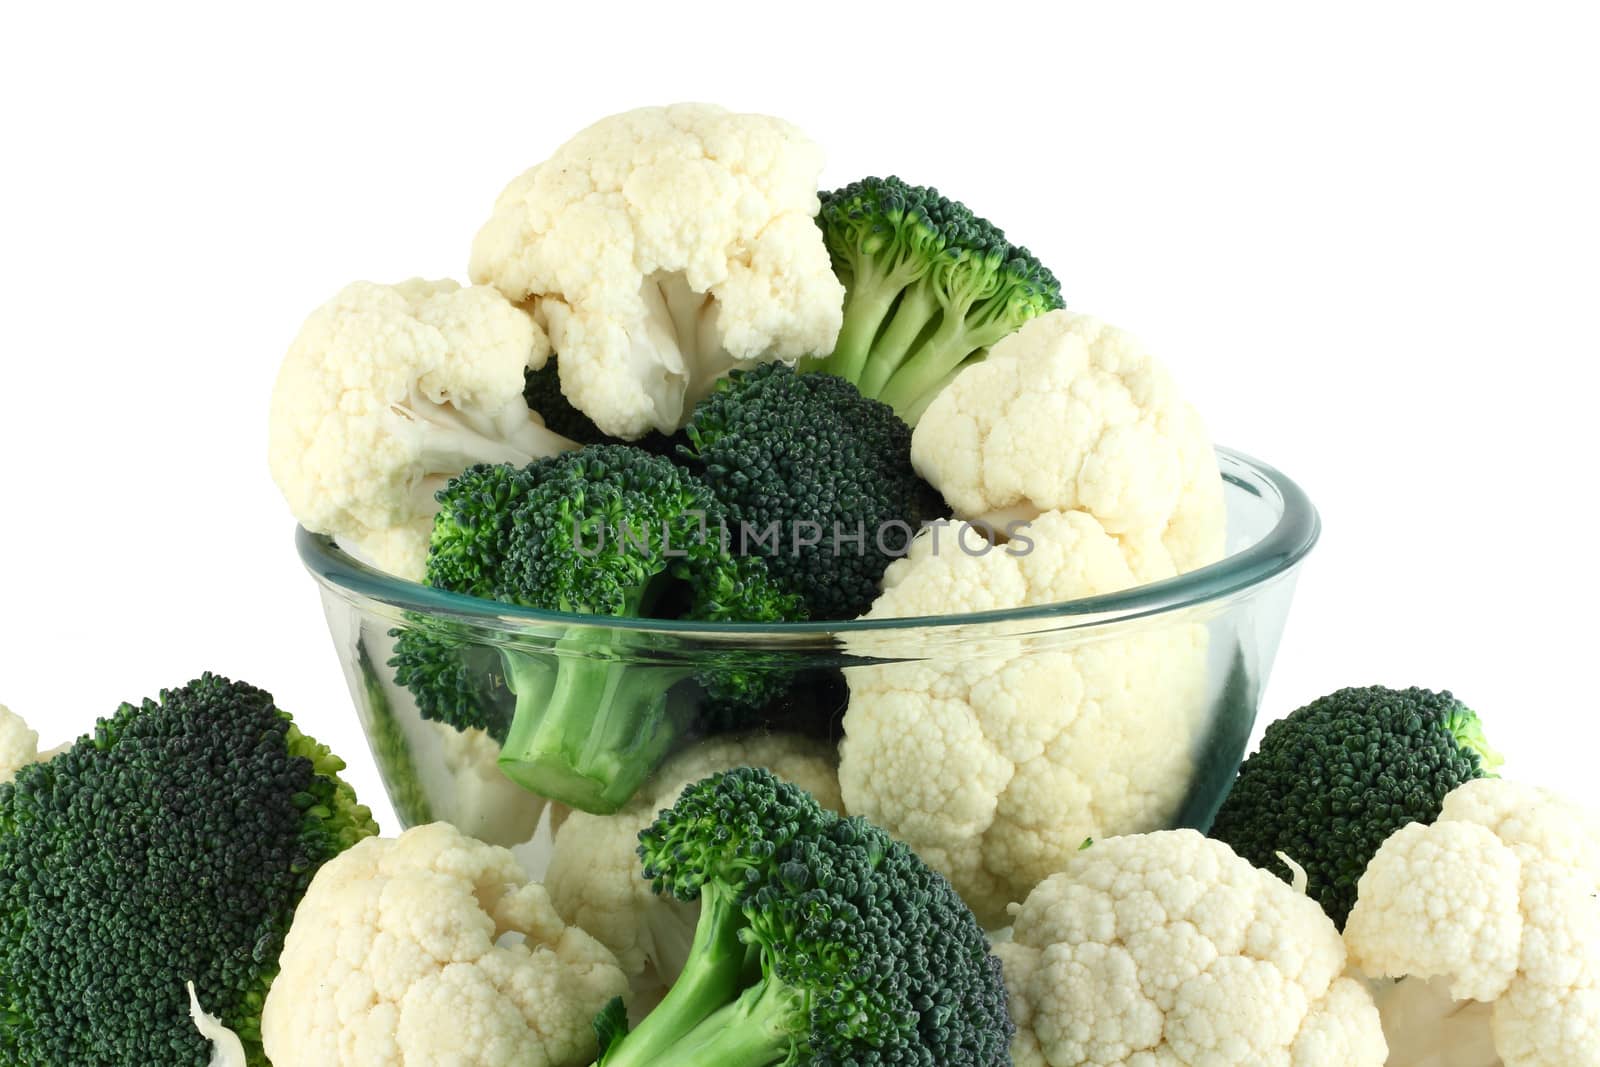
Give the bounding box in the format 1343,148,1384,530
0,704,64,784
1344,778,1600,1066
470,103,844,439
912,310,1224,576
995,830,1387,1066
545,732,841,990
268,278,576,580
839,511,1211,926
0,704,40,784
261,822,626,1067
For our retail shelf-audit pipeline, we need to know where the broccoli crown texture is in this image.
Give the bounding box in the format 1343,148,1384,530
397,447,805,813
682,362,940,620
0,674,377,1067
804,175,1063,423
1209,685,1499,928
429,446,800,623
524,359,686,457
594,767,1013,1067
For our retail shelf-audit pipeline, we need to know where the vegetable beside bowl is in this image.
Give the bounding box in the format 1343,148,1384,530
296,446,1318,891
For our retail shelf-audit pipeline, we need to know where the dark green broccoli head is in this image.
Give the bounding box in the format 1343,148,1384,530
524,359,687,457
0,674,377,1067
398,447,805,813
1209,685,1500,928
502,444,797,620
599,768,1012,1067
425,461,539,599
805,175,1064,423
682,362,942,620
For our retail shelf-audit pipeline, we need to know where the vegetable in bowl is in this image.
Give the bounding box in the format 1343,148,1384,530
392,446,804,813
679,360,941,620
801,175,1064,424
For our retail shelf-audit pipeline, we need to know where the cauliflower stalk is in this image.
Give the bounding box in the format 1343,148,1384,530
1344,778,1600,1066
268,278,577,580
545,733,842,991
839,509,1213,927
996,830,1388,1065
432,721,546,847
469,103,844,439
186,984,248,1067
913,309,1224,576
260,822,626,1067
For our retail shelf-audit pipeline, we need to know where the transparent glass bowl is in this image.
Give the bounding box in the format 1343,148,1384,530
297,447,1318,864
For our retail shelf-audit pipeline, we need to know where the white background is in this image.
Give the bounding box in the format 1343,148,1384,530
2,2,1596,831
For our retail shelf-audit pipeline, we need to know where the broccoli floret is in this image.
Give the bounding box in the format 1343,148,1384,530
680,362,941,620
803,175,1063,424
1209,685,1501,928
524,358,687,457
389,624,514,742
0,674,377,1067
593,767,1013,1067
410,446,804,813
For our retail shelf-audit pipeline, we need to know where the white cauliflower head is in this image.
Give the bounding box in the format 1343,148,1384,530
1344,778,1600,1066
469,103,844,438
912,310,1224,577
838,510,1211,926
545,732,842,985
261,822,626,1067
268,278,576,580
995,830,1387,1066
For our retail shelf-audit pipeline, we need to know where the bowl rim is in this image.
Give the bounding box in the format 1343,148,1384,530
296,446,1320,637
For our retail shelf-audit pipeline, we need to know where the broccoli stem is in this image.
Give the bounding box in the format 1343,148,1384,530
636,979,794,1067
822,256,918,386
496,633,691,813
875,296,1002,418
855,285,938,398
597,883,754,1067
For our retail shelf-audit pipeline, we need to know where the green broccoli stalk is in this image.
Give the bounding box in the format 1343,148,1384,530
1209,685,1502,928
406,448,803,814
591,767,1013,1067
0,674,377,1067
681,362,942,620
804,176,1063,423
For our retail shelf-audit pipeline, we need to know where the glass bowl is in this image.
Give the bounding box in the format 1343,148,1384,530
297,447,1318,874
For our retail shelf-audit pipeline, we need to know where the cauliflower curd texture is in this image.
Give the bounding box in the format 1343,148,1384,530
996,831,1387,1066
268,279,575,580
1345,778,1600,1066
839,510,1214,927
913,310,1224,577
469,103,844,439
261,822,626,1067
